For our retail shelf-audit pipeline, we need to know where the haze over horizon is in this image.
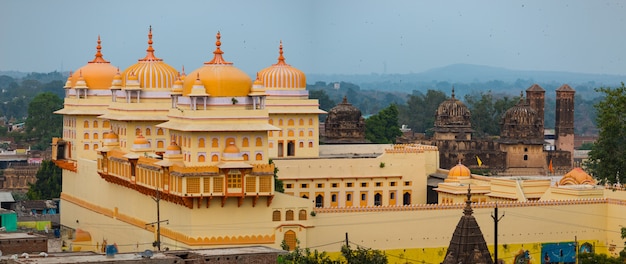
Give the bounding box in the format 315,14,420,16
2,0,625,78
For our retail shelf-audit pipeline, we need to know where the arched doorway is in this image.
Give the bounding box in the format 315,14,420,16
403,192,411,205
283,230,296,251
315,194,324,208
374,193,382,206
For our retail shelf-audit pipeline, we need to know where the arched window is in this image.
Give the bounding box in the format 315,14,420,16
403,192,411,205
135,128,141,136
145,128,151,136
157,141,164,148
390,192,395,200
286,210,294,221
299,142,304,148
93,121,98,128
84,144,89,150
211,155,219,162
272,210,281,221
84,121,89,128
94,144,99,150
299,210,307,220
256,153,262,160
288,130,294,137
93,133,99,140
212,138,219,148
523,155,528,161
103,120,110,128
256,137,263,146
315,194,324,208
299,119,304,126
299,131,304,137
268,119,273,125
309,118,313,126
308,130,313,137
84,133,89,139
374,193,382,206
346,193,352,201
279,119,283,126
309,142,313,148
284,231,296,251
242,154,249,161
198,155,205,162
242,138,249,147
288,119,294,126
157,128,164,135
198,138,205,148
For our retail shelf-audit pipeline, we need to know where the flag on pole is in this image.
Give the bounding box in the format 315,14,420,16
549,158,554,174
476,155,483,167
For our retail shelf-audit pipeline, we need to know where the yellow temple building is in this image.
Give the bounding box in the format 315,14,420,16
52,28,626,263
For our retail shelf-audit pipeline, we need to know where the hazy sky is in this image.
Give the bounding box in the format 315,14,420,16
1,0,625,78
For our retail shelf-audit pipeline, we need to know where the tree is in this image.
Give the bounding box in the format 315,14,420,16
27,160,62,200
279,240,340,264
365,104,402,144
398,90,447,135
25,92,63,150
586,83,626,183
341,245,388,264
464,91,518,137
270,159,284,193
310,89,336,112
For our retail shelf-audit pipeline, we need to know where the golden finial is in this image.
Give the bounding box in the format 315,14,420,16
90,35,109,63
206,31,232,65
140,25,161,61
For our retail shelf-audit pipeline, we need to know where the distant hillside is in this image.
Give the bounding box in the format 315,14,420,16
308,64,626,98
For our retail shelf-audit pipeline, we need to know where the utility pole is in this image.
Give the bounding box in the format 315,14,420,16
491,204,505,264
146,188,168,251
345,232,349,248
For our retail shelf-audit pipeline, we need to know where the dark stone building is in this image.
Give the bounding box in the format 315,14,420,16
425,84,574,175
322,96,367,144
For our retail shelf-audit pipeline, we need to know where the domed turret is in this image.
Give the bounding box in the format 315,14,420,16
559,167,596,185
132,134,151,151
433,87,473,140
102,131,120,147
258,41,306,89
122,26,178,89
222,141,242,161
183,32,252,97
70,36,118,89
499,92,543,143
446,162,471,182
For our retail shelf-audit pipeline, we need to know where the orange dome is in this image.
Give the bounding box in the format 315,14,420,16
73,229,92,242
559,167,596,185
224,142,240,154
166,141,181,151
122,27,178,89
71,36,118,90
103,131,119,140
133,134,149,145
258,41,306,89
183,32,252,97
448,163,471,179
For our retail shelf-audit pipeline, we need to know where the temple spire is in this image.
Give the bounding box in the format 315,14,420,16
140,25,161,61
89,35,110,63
206,31,232,65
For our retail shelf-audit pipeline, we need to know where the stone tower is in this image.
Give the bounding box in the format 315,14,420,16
526,84,545,136
555,84,575,165
433,87,473,140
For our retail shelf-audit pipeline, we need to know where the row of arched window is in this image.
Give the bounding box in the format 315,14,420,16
272,209,307,221
182,152,264,162
269,129,314,137
173,135,264,149
269,118,314,127
81,120,110,129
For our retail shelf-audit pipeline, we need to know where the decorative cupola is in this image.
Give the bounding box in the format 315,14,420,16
109,68,122,102
122,26,177,90
222,141,243,161
63,72,73,97
188,73,210,110
248,73,267,109
257,40,306,90
74,70,89,99
131,134,152,153
170,73,184,108
162,141,183,162
123,72,141,103
102,131,120,148
69,36,117,92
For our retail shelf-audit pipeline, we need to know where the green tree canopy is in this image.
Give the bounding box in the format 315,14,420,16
27,160,62,200
586,83,626,183
464,91,518,137
398,89,447,135
25,92,63,150
365,104,402,144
